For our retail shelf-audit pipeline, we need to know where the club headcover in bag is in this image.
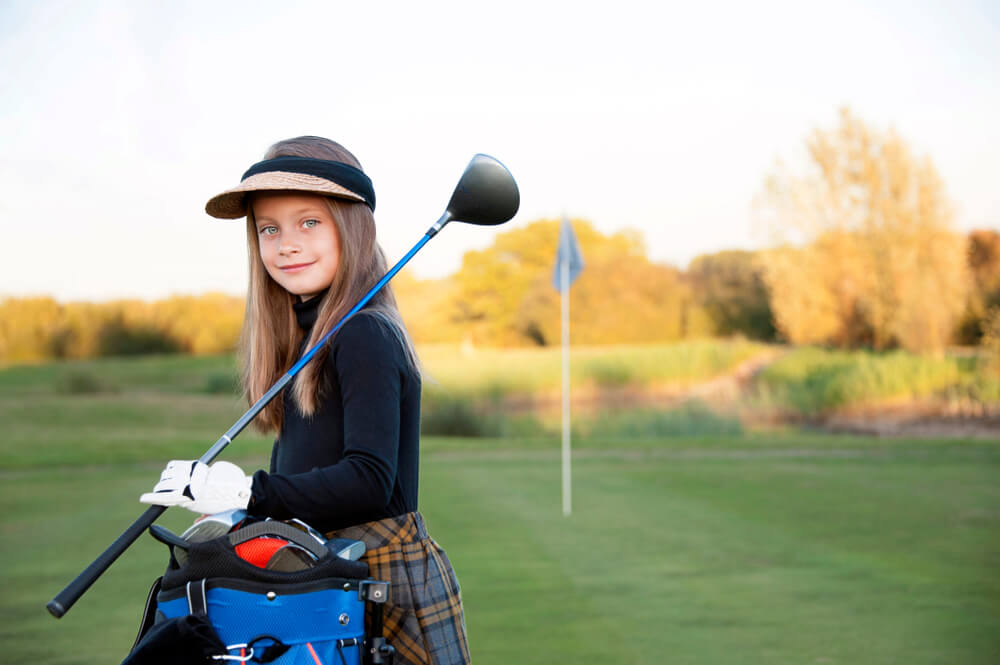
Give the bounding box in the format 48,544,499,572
120,613,225,665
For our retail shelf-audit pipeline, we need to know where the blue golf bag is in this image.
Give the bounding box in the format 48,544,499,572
126,520,394,665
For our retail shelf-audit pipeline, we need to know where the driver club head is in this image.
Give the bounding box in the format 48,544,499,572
444,154,520,227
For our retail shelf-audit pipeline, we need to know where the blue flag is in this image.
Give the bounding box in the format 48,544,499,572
552,217,584,292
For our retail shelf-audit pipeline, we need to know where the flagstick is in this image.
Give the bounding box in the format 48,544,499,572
561,254,572,517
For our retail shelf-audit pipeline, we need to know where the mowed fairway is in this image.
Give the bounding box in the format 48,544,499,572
427,444,1000,664
1,356,998,663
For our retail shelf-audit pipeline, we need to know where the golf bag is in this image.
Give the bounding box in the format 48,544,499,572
126,520,394,665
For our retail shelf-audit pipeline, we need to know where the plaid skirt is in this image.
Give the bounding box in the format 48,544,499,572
325,512,471,665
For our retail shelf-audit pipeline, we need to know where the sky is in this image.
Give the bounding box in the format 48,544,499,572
1,0,998,301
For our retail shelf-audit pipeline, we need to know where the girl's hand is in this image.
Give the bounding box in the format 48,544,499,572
140,460,252,515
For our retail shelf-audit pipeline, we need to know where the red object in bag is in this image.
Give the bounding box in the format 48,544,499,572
234,537,289,568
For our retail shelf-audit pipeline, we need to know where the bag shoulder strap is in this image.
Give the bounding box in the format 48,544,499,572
228,520,329,560
131,576,163,649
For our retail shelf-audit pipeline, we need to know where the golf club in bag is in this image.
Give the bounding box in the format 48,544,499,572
48,153,520,619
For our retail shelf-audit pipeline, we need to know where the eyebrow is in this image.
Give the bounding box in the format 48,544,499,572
254,207,329,224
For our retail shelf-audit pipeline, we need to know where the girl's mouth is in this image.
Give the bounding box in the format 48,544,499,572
278,262,314,273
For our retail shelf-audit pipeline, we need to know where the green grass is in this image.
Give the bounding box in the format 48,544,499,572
4,441,998,664
432,445,1000,664
0,353,241,396
0,391,274,468
2,352,999,663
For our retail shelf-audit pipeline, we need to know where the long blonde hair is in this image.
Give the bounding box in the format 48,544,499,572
240,136,418,433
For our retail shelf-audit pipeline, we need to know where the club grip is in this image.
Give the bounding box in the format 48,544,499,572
47,504,167,618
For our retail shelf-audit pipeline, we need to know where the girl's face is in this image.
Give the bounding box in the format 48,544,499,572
252,193,341,301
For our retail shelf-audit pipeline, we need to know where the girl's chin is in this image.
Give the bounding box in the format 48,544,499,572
269,266,336,298
270,273,326,295
289,284,323,297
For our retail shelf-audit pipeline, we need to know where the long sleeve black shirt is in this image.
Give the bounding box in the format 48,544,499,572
247,296,421,533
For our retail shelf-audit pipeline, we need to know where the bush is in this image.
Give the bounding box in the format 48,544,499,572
420,388,547,438
203,372,240,395
581,401,743,438
96,319,180,357
421,392,503,437
585,359,634,389
56,371,114,395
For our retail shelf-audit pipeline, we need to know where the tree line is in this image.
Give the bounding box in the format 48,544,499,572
3,221,996,364
0,294,244,363
2,109,996,363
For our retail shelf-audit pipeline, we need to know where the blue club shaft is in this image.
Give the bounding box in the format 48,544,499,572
200,230,433,464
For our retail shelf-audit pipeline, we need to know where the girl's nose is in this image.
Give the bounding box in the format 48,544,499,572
278,239,300,255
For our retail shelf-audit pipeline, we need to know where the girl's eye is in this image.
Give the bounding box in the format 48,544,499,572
303,219,319,229
259,226,278,236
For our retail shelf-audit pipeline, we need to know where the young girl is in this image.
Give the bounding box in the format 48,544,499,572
140,136,471,665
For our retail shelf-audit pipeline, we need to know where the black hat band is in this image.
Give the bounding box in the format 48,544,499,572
242,156,376,211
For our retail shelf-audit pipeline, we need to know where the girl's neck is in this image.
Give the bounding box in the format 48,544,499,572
292,290,328,331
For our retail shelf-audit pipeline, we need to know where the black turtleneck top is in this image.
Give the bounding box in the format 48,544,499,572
246,295,421,533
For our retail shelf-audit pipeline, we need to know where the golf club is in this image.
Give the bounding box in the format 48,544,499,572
47,153,519,618
181,508,248,543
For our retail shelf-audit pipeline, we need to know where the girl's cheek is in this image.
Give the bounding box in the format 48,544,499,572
258,236,276,254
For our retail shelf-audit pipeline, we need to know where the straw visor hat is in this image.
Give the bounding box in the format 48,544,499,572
205,156,376,219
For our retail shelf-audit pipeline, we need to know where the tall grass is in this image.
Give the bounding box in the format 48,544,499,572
417,340,767,436
754,347,997,413
419,339,766,394
5,343,996,450
579,401,743,438
0,343,769,445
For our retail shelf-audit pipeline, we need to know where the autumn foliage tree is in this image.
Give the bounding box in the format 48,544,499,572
432,219,711,346
0,297,64,363
392,271,465,344
756,108,968,353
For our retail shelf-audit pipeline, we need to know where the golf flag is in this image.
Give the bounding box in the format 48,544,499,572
553,216,583,516
552,217,585,291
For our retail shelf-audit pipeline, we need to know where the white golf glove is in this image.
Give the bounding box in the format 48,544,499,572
140,460,252,515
